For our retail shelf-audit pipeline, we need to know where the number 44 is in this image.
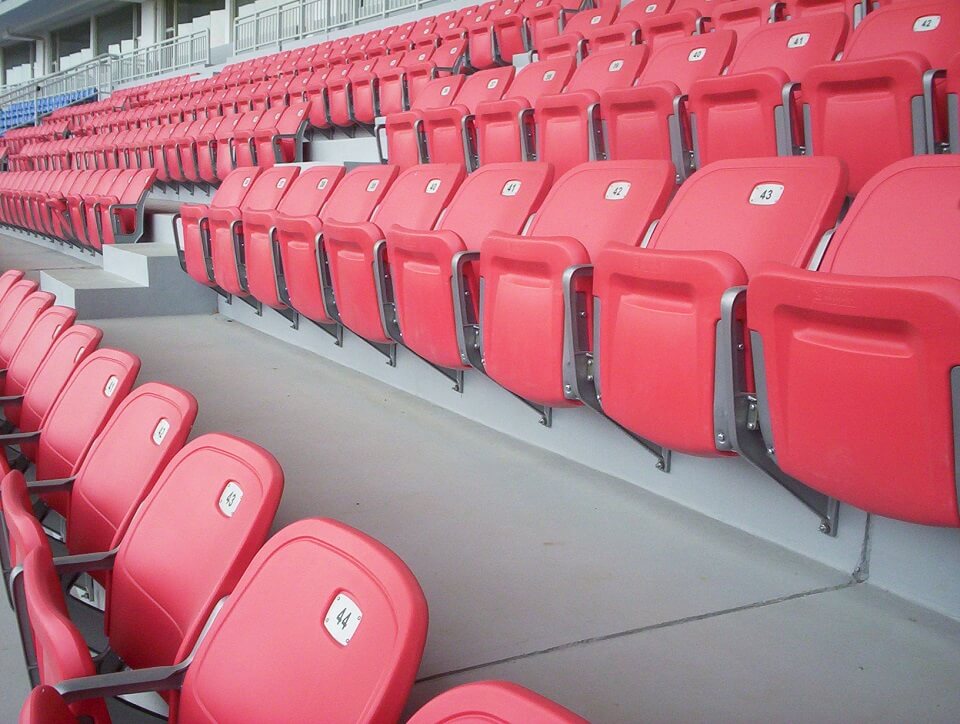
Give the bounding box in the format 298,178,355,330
336,607,352,629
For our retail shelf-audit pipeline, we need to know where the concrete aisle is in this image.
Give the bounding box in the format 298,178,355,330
0,236,958,723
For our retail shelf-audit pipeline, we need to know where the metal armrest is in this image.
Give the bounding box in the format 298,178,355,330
26,477,76,494
769,1,785,22
461,113,478,171
57,597,226,704
713,286,748,454
0,430,40,447
518,107,536,161
374,117,388,163
778,82,800,156
229,218,249,291
923,68,947,154
58,663,188,704
452,250,484,371
172,213,187,272
695,15,710,34
561,264,601,410
51,548,118,577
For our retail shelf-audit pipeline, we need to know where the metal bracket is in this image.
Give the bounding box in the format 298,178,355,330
452,250,484,372
718,287,840,535
519,106,536,161
229,218,250,293
561,265,599,409
922,68,947,154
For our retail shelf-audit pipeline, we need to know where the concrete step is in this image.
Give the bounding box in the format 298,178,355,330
40,242,217,319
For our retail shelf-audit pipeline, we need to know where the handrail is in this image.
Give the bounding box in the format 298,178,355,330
233,0,445,54
0,29,211,127
111,29,211,86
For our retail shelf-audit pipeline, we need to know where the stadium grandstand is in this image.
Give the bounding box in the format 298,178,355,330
0,0,958,721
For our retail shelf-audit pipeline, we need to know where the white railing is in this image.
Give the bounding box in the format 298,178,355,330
0,29,212,127
0,54,114,120
111,29,211,85
234,0,445,54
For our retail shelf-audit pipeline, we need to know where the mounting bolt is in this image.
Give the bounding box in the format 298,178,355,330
716,432,726,443
564,384,572,393
655,460,665,470
767,446,775,455
738,343,745,350
819,521,830,534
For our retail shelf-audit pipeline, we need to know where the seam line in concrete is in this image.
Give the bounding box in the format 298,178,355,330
416,581,856,684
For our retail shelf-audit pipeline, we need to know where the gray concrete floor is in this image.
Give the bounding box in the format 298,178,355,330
1,235,960,723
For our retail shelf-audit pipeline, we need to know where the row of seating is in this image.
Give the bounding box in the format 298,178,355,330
0,91,97,137
9,0,958,204
0,169,156,251
0,269,588,722
174,153,960,529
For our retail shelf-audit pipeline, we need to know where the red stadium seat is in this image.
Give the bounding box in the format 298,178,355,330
744,156,960,526
0,306,75,425
248,165,346,313
0,348,140,514
785,0,866,25
3,382,196,585
534,44,649,176
601,29,736,178
410,681,589,723
383,75,467,169
279,165,399,328
15,433,282,718
0,291,54,370
385,162,554,371
538,3,619,59
473,55,576,165
209,166,299,300
802,0,959,191
421,66,515,168
0,279,39,337
5,325,102,444
20,518,425,724
176,167,264,291
712,0,784,42
687,12,849,166
323,164,466,348
589,157,846,458
478,160,675,410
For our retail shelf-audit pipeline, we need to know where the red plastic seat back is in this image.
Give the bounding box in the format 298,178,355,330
107,433,283,670
412,75,467,111
66,383,198,558
1,470,47,567
449,66,515,113
842,1,959,65
638,29,736,89
276,165,345,217
746,155,960,525
0,291,54,368
17,325,103,441
785,0,863,20
22,546,110,723
565,43,649,94
529,159,675,260
409,681,589,723
727,11,848,76
0,279,39,337
242,165,300,214
713,0,781,41
176,519,427,724
820,156,960,277
19,686,77,724
367,163,465,230
319,165,400,225
36,348,141,485
504,56,577,105
647,157,848,274
213,166,263,209
0,269,24,301
3,306,75,409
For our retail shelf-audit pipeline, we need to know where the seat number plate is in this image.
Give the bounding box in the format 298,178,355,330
153,419,170,445
605,181,631,200
324,593,362,645
502,180,522,196
104,376,119,397
218,482,244,517
787,33,810,48
914,15,940,32
749,183,784,205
